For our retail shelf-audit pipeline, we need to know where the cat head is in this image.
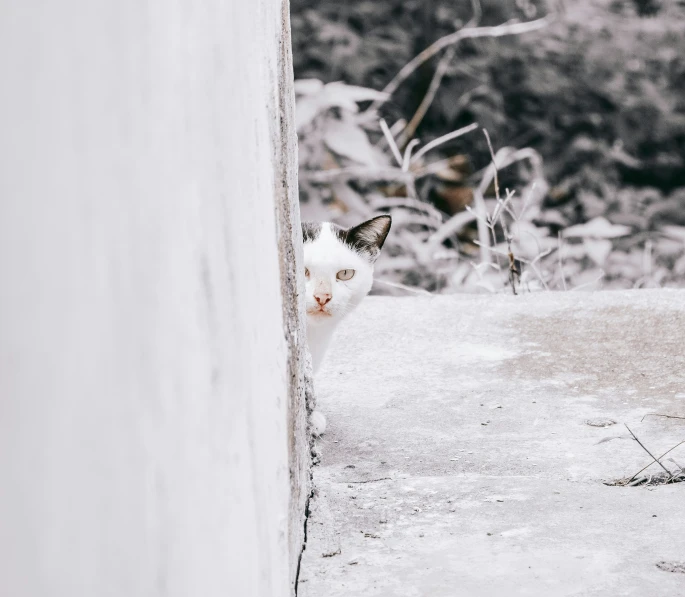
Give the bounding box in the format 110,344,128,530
301,215,391,324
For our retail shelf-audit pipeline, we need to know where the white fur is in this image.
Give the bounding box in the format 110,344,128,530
304,223,378,435
310,410,327,437
304,223,375,370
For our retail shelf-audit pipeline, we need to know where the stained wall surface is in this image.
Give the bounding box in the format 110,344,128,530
0,1,305,596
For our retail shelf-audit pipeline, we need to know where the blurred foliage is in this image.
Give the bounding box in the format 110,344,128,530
291,0,685,292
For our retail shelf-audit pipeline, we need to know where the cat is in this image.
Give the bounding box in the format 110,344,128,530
301,215,392,436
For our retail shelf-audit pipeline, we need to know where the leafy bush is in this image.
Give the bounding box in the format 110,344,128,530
292,0,685,292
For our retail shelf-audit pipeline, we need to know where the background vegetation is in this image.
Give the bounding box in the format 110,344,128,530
291,0,685,293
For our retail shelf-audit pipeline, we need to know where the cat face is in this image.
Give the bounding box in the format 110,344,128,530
301,216,391,325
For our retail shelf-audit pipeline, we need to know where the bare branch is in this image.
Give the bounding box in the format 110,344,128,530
411,123,479,164
403,84,488,156
557,231,568,291
628,440,685,483
526,261,551,291
426,210,477,257
368,12,557,112
468,0,483,27
390,0,482,148
426,145,543,264
397,47,456,147
379,118,403,168
483,130,501,203
624,424,673,479
402,139,420,171
570,270,605,291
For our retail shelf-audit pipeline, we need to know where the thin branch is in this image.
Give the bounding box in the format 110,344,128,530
526,261,551,291
389,119,406,138
467,0,483,27
518,181,538,221
491,188,516,224
380,118,403,167
397,47,456,147
411,123,479,164
426,145,544,264
482,131,511,286
628,440,685,483
570,270,605,291
531,247,554,265
405,177,420,200
402,139,420,171
426,210,477,258
374,118,406,151
483,130,501,203
368,12,557,112
557,231,568,291
624,424,673,479
474,241,529,263
403,84,488,156
384,0,482,150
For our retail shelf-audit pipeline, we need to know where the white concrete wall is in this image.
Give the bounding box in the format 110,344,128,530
0,1,303,596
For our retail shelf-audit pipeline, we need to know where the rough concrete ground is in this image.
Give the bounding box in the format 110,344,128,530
299,290,685,597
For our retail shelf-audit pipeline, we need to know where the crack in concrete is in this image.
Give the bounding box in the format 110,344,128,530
293,488,314,596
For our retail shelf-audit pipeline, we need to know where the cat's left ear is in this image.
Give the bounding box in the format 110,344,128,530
346,215,391,262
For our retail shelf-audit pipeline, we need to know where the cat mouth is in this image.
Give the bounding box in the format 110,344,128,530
308,307,332,317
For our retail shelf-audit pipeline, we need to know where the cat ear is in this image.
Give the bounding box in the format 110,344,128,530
301,221,322,243
345,215,391,261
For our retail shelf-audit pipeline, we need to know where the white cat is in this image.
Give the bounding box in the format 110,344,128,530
302,215,392,436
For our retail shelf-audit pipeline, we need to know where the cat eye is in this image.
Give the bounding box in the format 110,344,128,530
305,267,310,278
336,269,355,281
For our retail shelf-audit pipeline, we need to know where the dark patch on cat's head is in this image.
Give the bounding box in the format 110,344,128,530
301,221,322,243
334,215,392,262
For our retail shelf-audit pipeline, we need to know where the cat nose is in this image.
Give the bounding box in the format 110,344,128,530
314,292,331,306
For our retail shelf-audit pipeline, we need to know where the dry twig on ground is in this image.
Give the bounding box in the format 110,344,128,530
624,424,674,480
627,440,685,483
